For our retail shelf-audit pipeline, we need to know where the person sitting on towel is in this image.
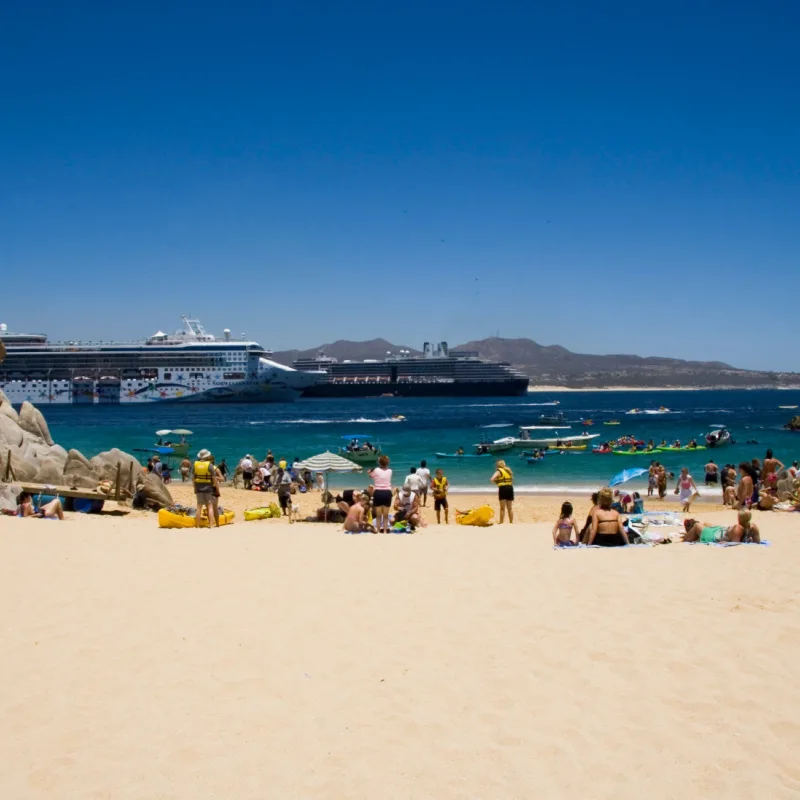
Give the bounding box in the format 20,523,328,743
343,496,376,533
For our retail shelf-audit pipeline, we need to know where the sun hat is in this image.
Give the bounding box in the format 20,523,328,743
197,448,212,460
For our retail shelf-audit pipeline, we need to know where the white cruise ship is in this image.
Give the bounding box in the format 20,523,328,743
0,317,319,405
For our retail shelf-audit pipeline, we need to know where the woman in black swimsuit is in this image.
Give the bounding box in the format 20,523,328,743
588,488,630,547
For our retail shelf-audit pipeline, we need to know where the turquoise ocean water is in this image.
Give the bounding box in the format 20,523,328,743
39,390,800,495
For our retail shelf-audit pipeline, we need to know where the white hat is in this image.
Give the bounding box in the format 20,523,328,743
197,449,212,460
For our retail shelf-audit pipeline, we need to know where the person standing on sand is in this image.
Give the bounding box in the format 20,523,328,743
674,467,699,512
647,461,657,497
490,459,514,523
193,449,219,528
432,468,449,524
180,457,191,482
762,449,784,489
218,459,229,483
240,454,254,490
417,459,431,507
704,459,718,486
657,465,668,499
737,462,756,509
369,455,393,534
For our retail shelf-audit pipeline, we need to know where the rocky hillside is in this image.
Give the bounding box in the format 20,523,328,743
274,339,421,364
275,336,798,389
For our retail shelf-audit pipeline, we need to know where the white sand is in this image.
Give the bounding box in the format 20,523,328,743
2,509,800,798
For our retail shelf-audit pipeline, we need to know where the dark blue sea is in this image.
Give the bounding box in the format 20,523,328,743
41,390,800,494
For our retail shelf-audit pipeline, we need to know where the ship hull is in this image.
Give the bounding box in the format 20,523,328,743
301,379,529,399
0,380,302,405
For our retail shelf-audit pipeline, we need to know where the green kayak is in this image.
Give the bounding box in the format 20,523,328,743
612,449,663,456
658,446,707,452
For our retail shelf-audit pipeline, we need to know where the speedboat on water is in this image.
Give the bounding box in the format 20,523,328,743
705,428,732,448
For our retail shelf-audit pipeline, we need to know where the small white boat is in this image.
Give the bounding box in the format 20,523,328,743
473,438,516,454
508,430,600,448
519,425,572,431
705,428,732,448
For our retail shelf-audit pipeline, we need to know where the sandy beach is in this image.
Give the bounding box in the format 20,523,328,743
3,492,800,799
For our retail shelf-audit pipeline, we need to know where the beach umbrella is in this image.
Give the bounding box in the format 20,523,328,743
172,428,193,436
293,451,363,505
608,467,649,487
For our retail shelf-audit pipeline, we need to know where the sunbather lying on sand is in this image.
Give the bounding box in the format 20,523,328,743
682,510,760,543
1,492,64,520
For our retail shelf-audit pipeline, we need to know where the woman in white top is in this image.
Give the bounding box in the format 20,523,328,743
369,455,393,533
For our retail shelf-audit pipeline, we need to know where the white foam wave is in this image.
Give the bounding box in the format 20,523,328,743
479,423,514,428
251,417,406,426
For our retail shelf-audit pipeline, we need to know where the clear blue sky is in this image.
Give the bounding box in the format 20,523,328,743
1,0,798,370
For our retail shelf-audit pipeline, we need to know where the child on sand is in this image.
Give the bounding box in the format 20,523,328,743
432,468,449,524
552,501,580,546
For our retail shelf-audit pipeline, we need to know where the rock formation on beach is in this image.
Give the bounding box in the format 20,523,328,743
785,416,800,431
0,391,173,511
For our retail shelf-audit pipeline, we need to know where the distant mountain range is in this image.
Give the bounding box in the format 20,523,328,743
272,337,798,389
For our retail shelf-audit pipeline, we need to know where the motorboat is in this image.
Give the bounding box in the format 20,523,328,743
705,428,732,448
507,430,600,448
154,428,192,457
473,438,516,454
536,411,568,425
338,434,381,464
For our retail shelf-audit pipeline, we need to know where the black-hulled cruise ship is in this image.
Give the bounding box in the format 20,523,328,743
0,317,319,405
293,342,529,398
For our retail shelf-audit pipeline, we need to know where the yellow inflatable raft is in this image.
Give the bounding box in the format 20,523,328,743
244,504,282,521
455,505,495,527
158,508,235,528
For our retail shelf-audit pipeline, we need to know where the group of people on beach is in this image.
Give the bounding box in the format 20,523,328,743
718,451,799,511
551,490,762,547
326,457,517,533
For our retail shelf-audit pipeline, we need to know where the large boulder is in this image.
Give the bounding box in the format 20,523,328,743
18,402,54,445
136,471,173,509
18,439,50,468
0,413,24,449
63,449,101,489
0,402,19,424
0,482,22,511
785,416,800,432
0,388,10,406
90,448,141,496
32,458,65,486
45,444,68,467
0,450,38,483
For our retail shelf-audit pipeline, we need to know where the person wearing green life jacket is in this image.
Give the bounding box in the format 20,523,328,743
490,459,515,523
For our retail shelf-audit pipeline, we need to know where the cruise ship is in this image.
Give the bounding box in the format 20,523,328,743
0,317,319,405
293,342,529,398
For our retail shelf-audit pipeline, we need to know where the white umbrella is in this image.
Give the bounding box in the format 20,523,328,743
294,451,363,504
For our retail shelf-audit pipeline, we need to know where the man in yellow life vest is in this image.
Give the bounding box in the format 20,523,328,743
490,459,515,523
432,467,449,524
193,449,219,528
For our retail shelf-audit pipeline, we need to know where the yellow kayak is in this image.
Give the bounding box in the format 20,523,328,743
158,508,235,528
547,444,587,451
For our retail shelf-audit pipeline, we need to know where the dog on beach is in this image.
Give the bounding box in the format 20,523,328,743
289,503,301,523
